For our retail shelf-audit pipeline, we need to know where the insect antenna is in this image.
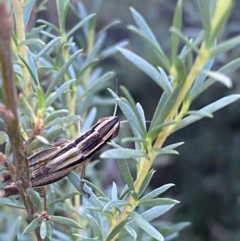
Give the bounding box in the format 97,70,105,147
113,79,119,117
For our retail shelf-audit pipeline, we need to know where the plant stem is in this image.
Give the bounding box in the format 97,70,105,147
0,2,41,240
107,42,210,241
11,0,33,101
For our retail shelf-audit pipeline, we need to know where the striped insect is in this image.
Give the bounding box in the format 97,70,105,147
0,116,120,197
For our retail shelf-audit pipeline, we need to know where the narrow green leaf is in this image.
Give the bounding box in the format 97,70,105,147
68,172,104,208
85,33,106,65
136,103,146,132
45,221,53,240
154,142,184,156
72,235,98,241
149,85,182,136
140,183,175,201
101,148,146,159
37,20,60,34
211,35,240,57
139,198,179,207
22,217,41,234
67,14,95,38
141,205,176,222
119,86,137,112
44,109,68,126
26,25,46,39
45,79,76,107
190,58,240,101
175,94,240,131
129,7,162,52
34,37,61,61
130,212,164,241
98,20,121,36
121,137,147,145
76,59,99,85
171,0,183,62
80,178,105,197
169,27,199,54
148,121,177,140
9,216,22,241
51,215,82,229
207,0,233,47
46,185,55,216
100,40,128,60
108,89,144,141
37,87,45,112
18,48,40,90
0,199,24,209
198,0,211,42
56,0,69,33
118,47,172,94
125,225,137,241
46,50,81,96
127,25,170,70
186,110,213,118
119,86,147,139
190,58,214,100
40,221,47,239
13,64,26,95
117,159,136,197
48,192,79,208
84,72,115,97
19,95,36,122
138,169,155,197
23,0,35,27
103,200,132,213
35,135,50,145
201,70,232,88
86,214,103,240
27,188,43,211
111,182,118,201
44,115,80,128
161,222,190,236
19,38,45,47
105,220,128,241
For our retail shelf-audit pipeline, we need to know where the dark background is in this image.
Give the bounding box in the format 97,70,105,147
39,1,240,240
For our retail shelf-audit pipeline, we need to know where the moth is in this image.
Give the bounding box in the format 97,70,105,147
0,116,120,197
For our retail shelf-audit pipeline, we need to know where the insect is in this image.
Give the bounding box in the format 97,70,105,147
0,116,120,197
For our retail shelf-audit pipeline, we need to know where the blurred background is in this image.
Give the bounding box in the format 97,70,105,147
22,0,240,240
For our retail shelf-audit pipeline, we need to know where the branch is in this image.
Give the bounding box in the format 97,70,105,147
0,3,41,240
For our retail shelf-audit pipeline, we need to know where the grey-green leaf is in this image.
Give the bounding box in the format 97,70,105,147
44,115,80,128
45,79,76,107
26,188,43,211
46,50,81,96
118,47,172,94
138,198,179,207
22,217,41,235
176,95,240,131
103,200,132,213
201,70,232,88
154,142,184,156
34,37,62,61
19,95,36,122
101,148,147,159
130,212,164,241
40,221,47,239
51,215,82,229
140,183,175,201
129,7,161,51
48,192,79,208
117,159,136,196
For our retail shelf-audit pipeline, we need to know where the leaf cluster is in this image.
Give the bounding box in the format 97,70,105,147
0,0,239,241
